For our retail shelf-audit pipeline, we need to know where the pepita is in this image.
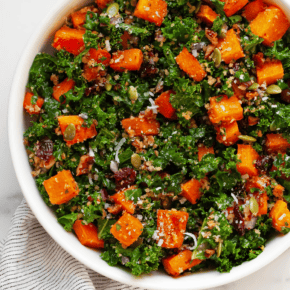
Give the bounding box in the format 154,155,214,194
105,74,112,91
217,242,222,258
270,121,277,131
212,48,221,68
194,1,201,13
249,196,259,215
131,153,141,168
238,135,257,142
64,124,76,141
128,86,138,101
248,83,259,91
266,85,282,94
107,3,119,17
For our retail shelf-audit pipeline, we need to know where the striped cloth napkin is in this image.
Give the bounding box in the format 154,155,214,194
0,199,142,290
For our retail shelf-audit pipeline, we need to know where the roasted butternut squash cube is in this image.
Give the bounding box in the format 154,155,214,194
156,210,189,248
197,144,214,161
181,179,202,204
236,144,259,176
23,92,44,115
111,186,137,214
76,155,94,176
133,0,168,26
265,133,290,153
221,0,249,17
218,29,245,64
208,95,243,124
242,0,266,21
250,6,290,46
52,78,75,103
245,175,270,193
197,5,218,26
121,116,160,137
215,121,240,146
73,220,104,248
176,47,206,82
58,115,97,146
270,200,290,232
163,250,202,277
71,6,97,28
110,49,143,72
257,60,284,85
155,90,176,119
95,0,112,9
52,26,85,55
273,184,285,198
43,170,79,205
110,212,143,248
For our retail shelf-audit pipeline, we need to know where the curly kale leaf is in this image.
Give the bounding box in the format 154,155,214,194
101,243,164,276
58,213,78,231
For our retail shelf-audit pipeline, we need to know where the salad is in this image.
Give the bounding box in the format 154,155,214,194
23,0,290,277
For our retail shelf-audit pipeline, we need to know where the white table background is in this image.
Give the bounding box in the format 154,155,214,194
1,0,290,289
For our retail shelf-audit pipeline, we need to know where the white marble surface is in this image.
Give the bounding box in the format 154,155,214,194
1,0,290,289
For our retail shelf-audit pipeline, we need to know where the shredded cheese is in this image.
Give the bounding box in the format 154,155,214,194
115,138,126,163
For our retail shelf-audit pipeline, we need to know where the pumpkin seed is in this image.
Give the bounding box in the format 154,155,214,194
217,242,222,258
249,196,259,215
105,75,112,91
248,83,259,91
64,124,76,141
270,121,277,131
212,48,221,68
107,3,119,17
238,135,257,142
131,153,141,168
266,85,282,94
194,1,201,13
128,86,138,101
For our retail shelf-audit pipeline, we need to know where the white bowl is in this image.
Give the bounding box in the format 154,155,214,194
8,0,290,289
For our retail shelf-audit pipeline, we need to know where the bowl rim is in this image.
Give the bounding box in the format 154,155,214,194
8,0,290,289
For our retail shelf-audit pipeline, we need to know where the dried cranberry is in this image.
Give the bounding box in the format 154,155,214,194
114,167,137,191
256,155,274,173
232,62,240,72
233,204,245,236
100,188,108,201
36,137,53,161
140,64,158,78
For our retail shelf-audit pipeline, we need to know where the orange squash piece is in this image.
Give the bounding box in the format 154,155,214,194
181,179,203,204
255,192,268,216
52,26,85,55
111,186,137,214
58,116,97,146
110,49,143,72
273,184,285,198
218,29,245,64
215,121,241,146
248,116,259,126
245,175,270,193
208,95,243,124
121,116,160,137
43,170,80,205
256,60,284,85
73,220,104,248
176,47,206,82
155,90,176,119
52,78,75,103
236,144,259,176
82,49,111,81
110,212,143,248
23,92,44,115
76,155,94,176
198,144,214,161
71,6,97,28
242,0,266,21
250,6,290,46
197,5,218,26
133,0,168,26
265,133,290,153
270,200,290,232
163,250,202,277
95,0,112,9
221,0,249,17
156,209,189,248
